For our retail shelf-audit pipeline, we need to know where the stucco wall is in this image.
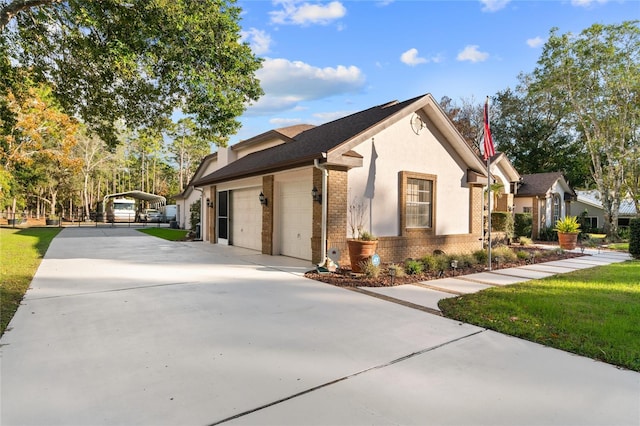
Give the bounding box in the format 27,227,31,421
346,115,472,238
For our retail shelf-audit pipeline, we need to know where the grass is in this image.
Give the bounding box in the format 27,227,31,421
1,227,62,336
439,260,640,371
137,227,190,241
607,242,629,251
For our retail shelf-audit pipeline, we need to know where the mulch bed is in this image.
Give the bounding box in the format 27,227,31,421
305,246,584,288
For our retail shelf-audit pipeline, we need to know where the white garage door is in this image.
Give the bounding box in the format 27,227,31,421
231,187,262,251
279,180,313,260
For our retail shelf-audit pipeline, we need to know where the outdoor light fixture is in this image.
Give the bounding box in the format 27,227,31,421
311,186,322,204
259,192,267,206
450,259,458,275
206,198,212,208
389,266,396,285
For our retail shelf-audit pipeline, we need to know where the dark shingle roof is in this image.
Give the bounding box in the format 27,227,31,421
194,94,426,186
516,172,574,197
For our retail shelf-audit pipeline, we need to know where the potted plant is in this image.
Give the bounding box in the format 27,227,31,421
347,197,378,273
554,216,581,250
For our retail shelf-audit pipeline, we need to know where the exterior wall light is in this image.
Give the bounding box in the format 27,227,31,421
259,192,268,206
311,186,322,204
206,198,212,208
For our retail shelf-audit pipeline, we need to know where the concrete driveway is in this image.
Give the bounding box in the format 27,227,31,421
1,227,638,425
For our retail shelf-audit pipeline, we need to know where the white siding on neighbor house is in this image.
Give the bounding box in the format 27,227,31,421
346,115,471,238
274,169,313,261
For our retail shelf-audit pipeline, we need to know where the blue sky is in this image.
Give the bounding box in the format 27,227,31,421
230,0,639,145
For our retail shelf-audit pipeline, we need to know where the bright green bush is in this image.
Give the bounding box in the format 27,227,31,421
404,259,423,275
629,218,640,259
514,213,532,237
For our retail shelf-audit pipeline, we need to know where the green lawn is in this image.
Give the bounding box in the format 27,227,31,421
0,227,61,336
137,227,190,241
607,242,629,251
439,261,640,371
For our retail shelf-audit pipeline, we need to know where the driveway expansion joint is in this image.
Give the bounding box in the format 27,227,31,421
206,328,486,426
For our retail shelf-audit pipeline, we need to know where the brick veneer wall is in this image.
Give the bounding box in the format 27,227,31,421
312,167,349,265
262,175,274,255
318,170,484,267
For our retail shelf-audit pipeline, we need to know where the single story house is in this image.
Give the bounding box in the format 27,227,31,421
192,93,495,265
513,172,576,239
570,190,638,230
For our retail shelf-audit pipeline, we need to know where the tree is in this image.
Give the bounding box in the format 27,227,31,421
168,118,211,192
491,79,591,188
73,130,111,218
439,96,484,155
1,84,79,216
531,21,640,239
1,0,263,147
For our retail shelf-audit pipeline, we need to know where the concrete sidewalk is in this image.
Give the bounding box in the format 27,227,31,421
1,228,638,426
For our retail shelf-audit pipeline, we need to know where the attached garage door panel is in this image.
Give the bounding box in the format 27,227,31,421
232,188,262,251
279,180,312,260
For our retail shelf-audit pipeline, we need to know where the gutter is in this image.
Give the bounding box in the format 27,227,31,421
314,159,328,266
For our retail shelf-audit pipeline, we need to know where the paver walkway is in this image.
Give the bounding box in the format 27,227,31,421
362,248,631,313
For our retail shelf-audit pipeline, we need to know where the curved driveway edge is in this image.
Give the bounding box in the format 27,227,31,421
1,227,639,425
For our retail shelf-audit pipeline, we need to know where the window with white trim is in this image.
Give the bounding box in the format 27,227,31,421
406,178,433,228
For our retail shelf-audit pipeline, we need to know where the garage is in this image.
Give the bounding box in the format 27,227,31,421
278,180,313,260
231,187,262,251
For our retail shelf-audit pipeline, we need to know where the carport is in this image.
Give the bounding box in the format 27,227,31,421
103,190,166,208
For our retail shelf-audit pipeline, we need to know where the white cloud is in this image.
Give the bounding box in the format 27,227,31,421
313,110,354,122
526,36,544,48
480,0,510,12
269,117,303,126
571,0,608,7
270,1,347,26
400,48,427,66
241,28,272,55
457,45,489,63
246,58,365,115
400,48,443,66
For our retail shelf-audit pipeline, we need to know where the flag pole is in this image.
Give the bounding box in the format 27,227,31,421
483,96,495,271
487,154,492,271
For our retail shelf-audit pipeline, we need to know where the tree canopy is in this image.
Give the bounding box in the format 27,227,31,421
530,21,639,238
1,0,263,147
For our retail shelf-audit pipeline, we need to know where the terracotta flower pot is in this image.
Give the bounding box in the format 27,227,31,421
558,232,578,250
347,240,378,273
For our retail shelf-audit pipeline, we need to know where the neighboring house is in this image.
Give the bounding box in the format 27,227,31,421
514,172,576,239
488,153,521,213
192,93,491,265
570,190,638,230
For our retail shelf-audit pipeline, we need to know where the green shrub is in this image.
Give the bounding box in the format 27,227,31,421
387,264,406,278
473,249,488,264
420,254,438,271
629,219,640,259
189,200,201,232
516,250,529,260
491,212,514,239
359,260,381,278
514,213,532,238
404,259,424,275
539,226,557,241
492,245,517,262
518,236,532,245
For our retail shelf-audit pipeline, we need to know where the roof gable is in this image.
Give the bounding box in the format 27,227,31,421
193,93,486,186
516,172,575,197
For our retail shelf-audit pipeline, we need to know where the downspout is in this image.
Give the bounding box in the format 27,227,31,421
314,159,328,266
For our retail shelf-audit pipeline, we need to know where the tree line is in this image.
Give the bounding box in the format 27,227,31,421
0,1,637,239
